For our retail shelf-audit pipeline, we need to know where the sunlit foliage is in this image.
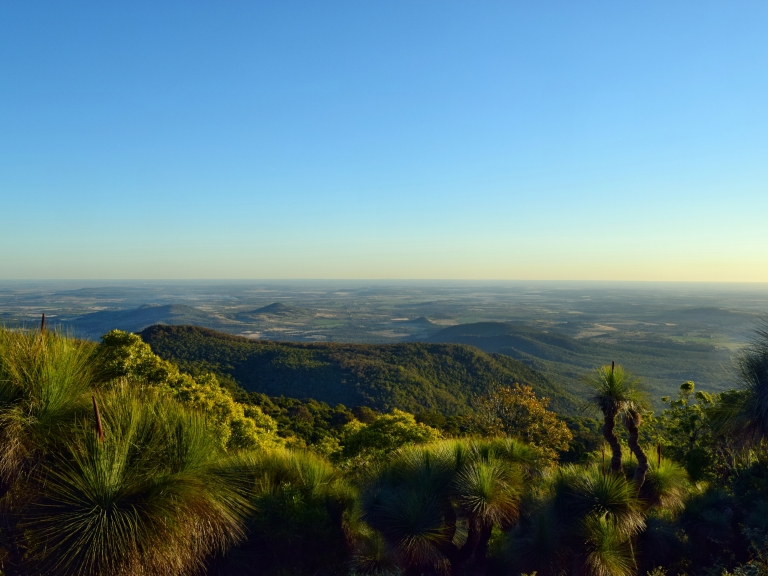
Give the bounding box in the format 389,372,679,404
469,383,572,463
99,330,281,450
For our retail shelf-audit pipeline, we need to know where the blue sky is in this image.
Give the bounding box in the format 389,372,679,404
2,2,767,280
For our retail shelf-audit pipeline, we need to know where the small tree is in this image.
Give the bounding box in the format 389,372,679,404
471,383,572,463
338,409,440,465
656,381,720,481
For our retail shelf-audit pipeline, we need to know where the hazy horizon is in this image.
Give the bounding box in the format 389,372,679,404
3,278,768,285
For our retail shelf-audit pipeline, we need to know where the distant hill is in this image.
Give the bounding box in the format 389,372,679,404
252,302,295,315
139,324,577,414
423,322,735,402
236,302,303,319
662,307,757,339
64,304,233,340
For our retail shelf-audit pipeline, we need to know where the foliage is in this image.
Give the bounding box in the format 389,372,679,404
583,363,650,481
0,328,96,486
22,386,252,576
99,330,281,450
721,324,768,450
2,325,768,576
723,526,768,575
242,392,355,451
560,416,604,463
583,364,648,423
210,449,357,576
467,383,572,463
138,324,576,415
360,439,531,575
653,380,732,481
513,465,645,576
338,409,441,464
640,460,690,512
0,328,254,576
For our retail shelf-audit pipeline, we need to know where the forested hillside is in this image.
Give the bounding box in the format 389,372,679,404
425,321,734,402
139,324,577,414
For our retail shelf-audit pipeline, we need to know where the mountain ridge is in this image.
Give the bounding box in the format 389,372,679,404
63,304,232,339
139,324,578,414
422,321,734,401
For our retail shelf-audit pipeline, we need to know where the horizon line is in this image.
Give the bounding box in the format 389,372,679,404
3,278,768,285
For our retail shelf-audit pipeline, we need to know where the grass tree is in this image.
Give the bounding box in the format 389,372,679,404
0,328,97,573
554,466,645,575
210,448,357,576
360,438,533,576
0,328,96,489
0,328,256,576
640,460,690,513
722,324,768,449
515,465,645,576
584,362,649,484
624,406,651,487
21,386,253,576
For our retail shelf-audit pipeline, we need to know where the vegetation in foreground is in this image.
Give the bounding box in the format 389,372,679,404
0,324,767,575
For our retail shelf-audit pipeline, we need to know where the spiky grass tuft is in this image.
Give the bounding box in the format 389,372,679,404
552,465,646,540
22,387,252,576
0,328,96,485
641,460,690,512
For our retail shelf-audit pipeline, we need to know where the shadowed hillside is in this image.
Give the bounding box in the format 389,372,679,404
423,322,734,402
234,301,310,321
243,302,300,315
63,304,234,339
139,324,577,414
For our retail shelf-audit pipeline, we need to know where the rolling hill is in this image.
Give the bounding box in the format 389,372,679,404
251,302,296,315
423,322,735,402
234,301,308,321
139,324,578,414
64,304,235,340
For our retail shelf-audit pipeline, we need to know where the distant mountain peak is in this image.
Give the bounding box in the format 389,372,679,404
251,302,295,315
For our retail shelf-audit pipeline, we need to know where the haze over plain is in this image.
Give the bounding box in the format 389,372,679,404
2,2,767,281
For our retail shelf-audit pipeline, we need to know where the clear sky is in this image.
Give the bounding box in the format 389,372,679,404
1,2,767,281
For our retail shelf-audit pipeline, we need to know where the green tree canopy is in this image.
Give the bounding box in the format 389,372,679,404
98,330,281,450
469,383,573,463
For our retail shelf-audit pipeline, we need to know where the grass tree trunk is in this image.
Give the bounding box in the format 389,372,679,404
0,513,24,576
405,566,437,576
602,407,623,473
625,411,649,487
446,526,479,576
472,525,494,575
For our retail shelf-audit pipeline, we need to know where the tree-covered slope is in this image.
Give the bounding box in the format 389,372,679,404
139,324,577,414
424,322,734,402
